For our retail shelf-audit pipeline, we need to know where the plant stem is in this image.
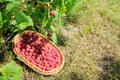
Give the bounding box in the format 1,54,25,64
0,30,2,38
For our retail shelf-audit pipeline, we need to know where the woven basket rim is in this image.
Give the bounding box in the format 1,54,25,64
12,30,64,75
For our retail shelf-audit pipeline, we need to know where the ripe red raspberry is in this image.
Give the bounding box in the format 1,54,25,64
26,56,31,60
30,59,36,65
21,48,25,52
21,51,25,57
50,11,55,16
46,67,50,71
47,33,52,37
16,31,62,71
38,64,43,69
29,49,34,53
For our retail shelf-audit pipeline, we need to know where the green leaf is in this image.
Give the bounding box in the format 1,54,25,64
0,12,2,28
16,12,25,24
0,0,4,2
84,26,91,34
0,76,10,80
41,17,48,28
0,37,5,44
6,1,19,12
0,61,23,80
50,25,56,32
4,0,15,2
52,32,57,43
61,5,66,13
15,11,34,30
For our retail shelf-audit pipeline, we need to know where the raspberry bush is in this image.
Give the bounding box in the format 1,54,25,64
0,0,78,78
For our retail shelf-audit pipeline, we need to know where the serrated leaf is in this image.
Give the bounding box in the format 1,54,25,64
0,12,2,28
50,25,56,32
0,61,23,80
52,32,57,43
6,1,19,12
15,11,34,30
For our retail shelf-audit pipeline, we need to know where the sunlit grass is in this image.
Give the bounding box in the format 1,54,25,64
57,0,120,80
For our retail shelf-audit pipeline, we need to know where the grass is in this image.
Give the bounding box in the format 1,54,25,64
75,0,120,79
57,0,120,80
1,0,120,80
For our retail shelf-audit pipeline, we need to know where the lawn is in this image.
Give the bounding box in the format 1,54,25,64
0,0,120,80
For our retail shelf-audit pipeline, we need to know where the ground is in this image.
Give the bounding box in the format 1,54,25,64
0,0,120,80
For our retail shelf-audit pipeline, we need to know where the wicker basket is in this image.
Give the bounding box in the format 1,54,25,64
12,31,64,75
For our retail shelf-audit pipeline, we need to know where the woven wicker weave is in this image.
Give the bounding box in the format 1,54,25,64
12,31,64,75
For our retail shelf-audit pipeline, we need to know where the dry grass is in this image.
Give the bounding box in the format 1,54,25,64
54,0,120,80
1,0,120,80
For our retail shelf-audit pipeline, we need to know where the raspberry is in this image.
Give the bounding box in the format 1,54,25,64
16,31,62,71
50,11,55,16
21,51,25,57
29,49,34,53
26,56,31,60
26,45,31,49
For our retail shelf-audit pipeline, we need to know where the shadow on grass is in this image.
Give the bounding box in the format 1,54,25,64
98,55,120,80
0,52,5,63
70,72,83,80
57,34,67,47
55,71,84,80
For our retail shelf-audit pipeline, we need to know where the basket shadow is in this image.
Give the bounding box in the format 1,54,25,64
57,34,67,47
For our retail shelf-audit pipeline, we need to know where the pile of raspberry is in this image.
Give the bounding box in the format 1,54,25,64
16,32,61,71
